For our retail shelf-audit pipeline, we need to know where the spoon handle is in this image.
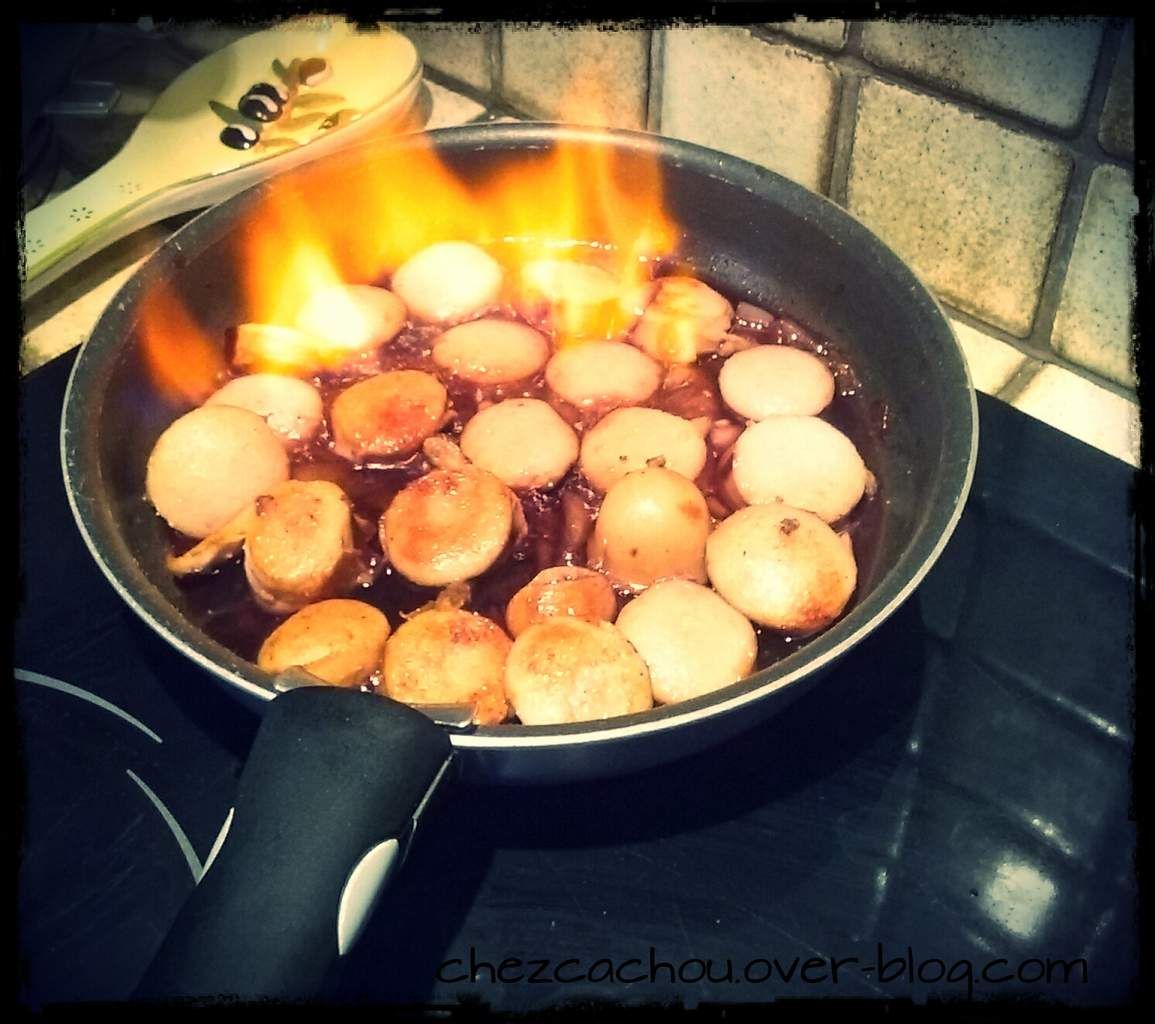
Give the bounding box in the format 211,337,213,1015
22,153,179,297
22,91,424,299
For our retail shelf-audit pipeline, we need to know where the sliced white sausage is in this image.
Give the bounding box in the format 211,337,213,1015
431,318,550,386
516,259,634,342
205,373,324,447
504,565,618,638
706,504,857,635
460,399,578,490
631,275,733,364
545,341,662,409
146,405,289,539
615,580,757,704
382,608,511,725
329,370,448,463
587,465,710,589
718,344,835,419
257,599,390,687
243,479,355,614
505,618,652,725
730,415,868,523
293,284,407,360
579,406,708,493
390,241,503,324
381,466,516,587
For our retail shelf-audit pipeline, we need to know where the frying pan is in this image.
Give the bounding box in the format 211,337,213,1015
60,123,977,1000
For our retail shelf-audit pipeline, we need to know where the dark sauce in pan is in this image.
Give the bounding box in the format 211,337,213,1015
175,272,887,690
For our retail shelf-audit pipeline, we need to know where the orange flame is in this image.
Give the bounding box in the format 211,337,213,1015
239,140,480,326
138,278,228,406
234,117,680,348
143,72,685,383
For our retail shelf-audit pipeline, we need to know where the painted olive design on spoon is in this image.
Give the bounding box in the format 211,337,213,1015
220,123,259,150
299,57,331,86
216,58,337,149
239,86,283,122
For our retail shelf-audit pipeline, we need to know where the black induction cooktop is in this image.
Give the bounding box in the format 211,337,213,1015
16,349,1141,1010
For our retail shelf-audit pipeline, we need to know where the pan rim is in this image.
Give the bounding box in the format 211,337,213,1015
60,122,978,750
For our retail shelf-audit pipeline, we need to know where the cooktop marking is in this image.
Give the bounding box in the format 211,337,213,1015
15,668,163,744
126,769,203,881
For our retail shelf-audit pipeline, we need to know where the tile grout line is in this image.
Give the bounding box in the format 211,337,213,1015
825,67,862,203
487,23,504,105
638,28,654,134
993,358,1046,406
427,22,1133,173
1016,156,1092,359
941,302,1137,404
645,26,665,134
422,20,1134,173
820,12,867,203
420,66,496,112
1016,22,1127,362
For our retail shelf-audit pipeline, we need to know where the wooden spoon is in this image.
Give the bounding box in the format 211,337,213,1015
22,19,422,297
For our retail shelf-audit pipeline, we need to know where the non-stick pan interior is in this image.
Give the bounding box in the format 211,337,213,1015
63,124,975,753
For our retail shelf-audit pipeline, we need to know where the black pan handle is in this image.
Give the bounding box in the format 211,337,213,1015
134,686,454,1002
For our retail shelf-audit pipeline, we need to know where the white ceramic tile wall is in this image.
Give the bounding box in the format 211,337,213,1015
394,22,492,93
1013,364,1140,467
950,319,1029,396
766,18,847,51
861,18,1105,130
500,24,649,128
1051,164,1137,389
847,78,1071,337
658,26,840,193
